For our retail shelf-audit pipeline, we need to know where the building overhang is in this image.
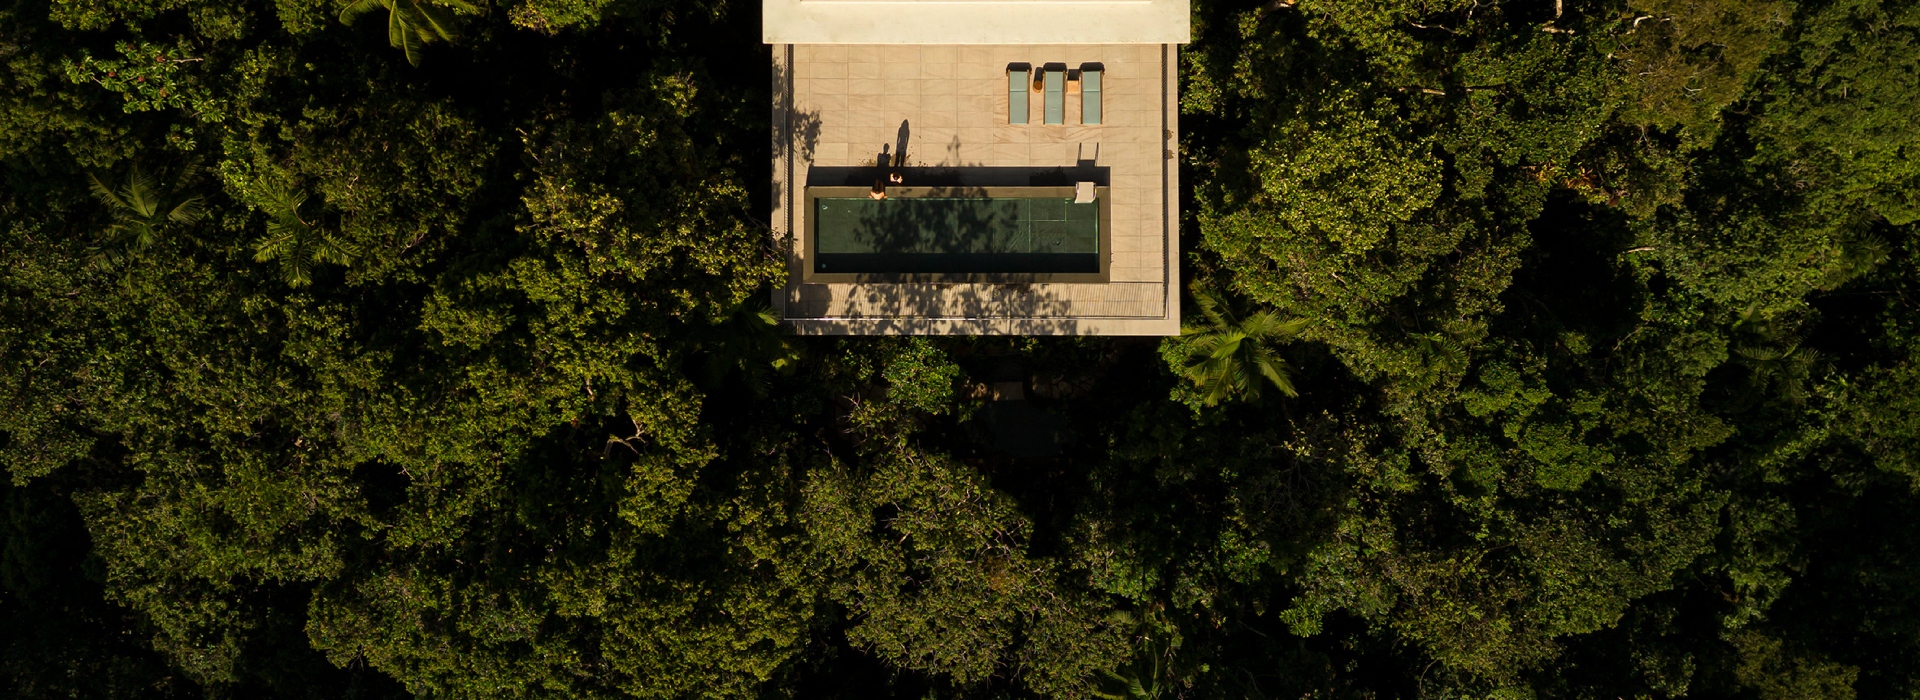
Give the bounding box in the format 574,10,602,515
762,0,1191,44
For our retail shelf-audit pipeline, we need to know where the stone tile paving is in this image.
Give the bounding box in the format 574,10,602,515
773,43,1180,335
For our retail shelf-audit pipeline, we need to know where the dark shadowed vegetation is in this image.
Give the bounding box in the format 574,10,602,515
3,0,1918,697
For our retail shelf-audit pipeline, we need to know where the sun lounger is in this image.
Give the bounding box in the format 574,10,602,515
1007,65,1029,124
1081,67,1102,125
1043,67,1065,124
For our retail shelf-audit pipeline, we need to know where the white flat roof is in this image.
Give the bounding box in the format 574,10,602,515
763,0,1190,44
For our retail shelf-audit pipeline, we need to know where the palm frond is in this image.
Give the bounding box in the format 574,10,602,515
1413,332,1466,369
87,247,127,271
126,222,162,252
1733,343,1824,405
167,195,206,224
1250,347,1298,397
253,233,292,264
1189,284,1231,332
86,172,128,210
1182,333,1224,358
1186,338,1247,407
1239,310,1306,341
339,0,388,23
397,12,428,65
388,5,413,50
1174,285,1307,405
1207,359,1245,406
343,0,472,64
1183,338,1237,382
266,187,310,230
253,185,354,287
88,167,199,254
414,2,462,42
280,254,317,288
120,167,163,219
313,233,361,267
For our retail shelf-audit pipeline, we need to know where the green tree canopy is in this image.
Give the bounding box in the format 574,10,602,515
1,0,1918,698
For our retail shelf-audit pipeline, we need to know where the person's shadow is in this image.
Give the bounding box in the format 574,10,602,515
893,120,911,168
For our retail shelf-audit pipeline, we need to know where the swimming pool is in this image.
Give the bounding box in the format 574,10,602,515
807,187,1105,279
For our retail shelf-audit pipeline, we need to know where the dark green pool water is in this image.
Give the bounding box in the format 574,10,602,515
813,197,1098,274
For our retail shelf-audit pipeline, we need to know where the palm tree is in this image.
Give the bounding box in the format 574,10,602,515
1729,304,1825,406
1733,344,1823,405
338,0,478,66
1092,609,1176,700
695,300,803,396
252,185,358,287
1177,284,1307,406
86,166,204,264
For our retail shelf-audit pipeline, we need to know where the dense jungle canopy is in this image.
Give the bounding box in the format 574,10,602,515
3,0,1919,697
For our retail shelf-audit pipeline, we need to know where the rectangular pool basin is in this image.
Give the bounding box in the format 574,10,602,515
812,195,1099,274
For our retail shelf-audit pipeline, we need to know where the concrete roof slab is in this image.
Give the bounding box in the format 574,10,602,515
763,0,1191,44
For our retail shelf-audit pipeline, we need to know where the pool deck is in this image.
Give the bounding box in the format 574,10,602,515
771,43,1181,335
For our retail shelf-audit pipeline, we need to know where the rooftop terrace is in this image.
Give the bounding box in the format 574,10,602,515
771,43,1181,334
